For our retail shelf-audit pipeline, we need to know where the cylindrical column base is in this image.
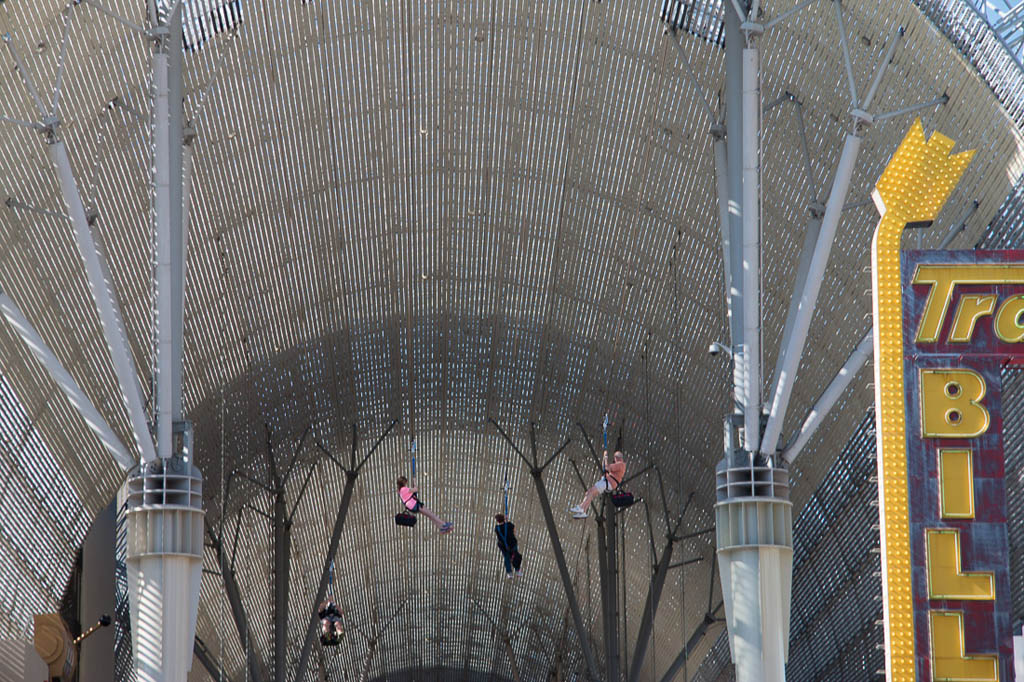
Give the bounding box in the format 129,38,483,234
715,457,793,682
125,456,204,682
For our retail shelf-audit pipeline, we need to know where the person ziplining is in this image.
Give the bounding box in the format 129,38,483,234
318,596,344,644
318,562,345,645
397,475,452,532
396,440,454,533
494,455,523,577
570,415,627,519
494,513,523,578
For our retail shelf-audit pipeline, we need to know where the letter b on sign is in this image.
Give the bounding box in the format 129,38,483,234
920,369,990,438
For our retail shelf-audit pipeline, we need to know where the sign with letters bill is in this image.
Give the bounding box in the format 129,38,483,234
871,121,1020,681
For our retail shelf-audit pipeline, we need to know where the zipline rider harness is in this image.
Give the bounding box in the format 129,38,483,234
603,414,635,509
319,561,345,646
396,439,419,527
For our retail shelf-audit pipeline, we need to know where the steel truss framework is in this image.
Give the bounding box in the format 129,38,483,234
0,0,1022,680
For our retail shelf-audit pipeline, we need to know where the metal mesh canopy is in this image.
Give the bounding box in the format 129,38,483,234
0,0,1023,680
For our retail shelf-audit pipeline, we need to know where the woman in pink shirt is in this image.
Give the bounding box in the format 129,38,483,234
397,476,453,533
569,448,626,519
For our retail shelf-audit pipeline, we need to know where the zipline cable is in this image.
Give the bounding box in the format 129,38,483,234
502,437,511,518
411,438,417,485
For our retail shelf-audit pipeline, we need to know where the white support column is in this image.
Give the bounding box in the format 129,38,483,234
712,129,739,348
715,460,792,682
717,8,791,682
169,36,186,423
0,292,134,471
178,135,194,418
126,7,201,682
725,1,745,403
125,459,204,682
155,2,186,456
48,139,157,464
740,43,761,452
154,48,173,461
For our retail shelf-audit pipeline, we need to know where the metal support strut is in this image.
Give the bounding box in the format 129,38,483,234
598,502,621,682
489,419,601,681
206,524,268,682
627,494,693,682
293,420,396,682
760,23,905,457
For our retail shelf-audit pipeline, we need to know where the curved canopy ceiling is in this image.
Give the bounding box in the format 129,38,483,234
0,0,1022,680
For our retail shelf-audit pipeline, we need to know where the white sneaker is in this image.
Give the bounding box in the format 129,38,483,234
515,569,524,576
505,573,514,580
569,505,583,514
572,511,588,519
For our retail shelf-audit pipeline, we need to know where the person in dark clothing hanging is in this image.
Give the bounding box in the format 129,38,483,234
494,514,523,579
318,595,344,643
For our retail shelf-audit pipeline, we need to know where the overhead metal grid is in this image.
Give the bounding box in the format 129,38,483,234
784,413,883,682
0,0,1022,679
1000,368,1024,628
937,0,1024,87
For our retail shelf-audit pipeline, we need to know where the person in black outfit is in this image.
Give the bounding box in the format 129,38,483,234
494,514,523,578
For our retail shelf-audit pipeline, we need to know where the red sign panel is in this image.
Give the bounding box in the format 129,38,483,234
900,249,1022,680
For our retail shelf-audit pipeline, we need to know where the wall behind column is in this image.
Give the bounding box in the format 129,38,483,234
79,501,115,682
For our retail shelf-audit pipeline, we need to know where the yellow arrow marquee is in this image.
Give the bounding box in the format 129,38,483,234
870,119,974,680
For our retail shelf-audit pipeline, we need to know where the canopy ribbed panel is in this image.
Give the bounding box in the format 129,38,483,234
0,0,1022,680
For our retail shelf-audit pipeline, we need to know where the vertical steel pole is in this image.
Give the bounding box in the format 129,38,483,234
209,530,268,682
529,468,601,681
126,8,202,682
154,4,186,452
168,18,185,423
627,541,674,682
153,44,172,461
725,0,745,385
273,490,289,682
605,503,620,682
712,130,739,347
740,41,762,453
596,516,612,678
729,0,745,405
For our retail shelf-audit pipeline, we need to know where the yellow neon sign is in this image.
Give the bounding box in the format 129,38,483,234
870,119,974,680
919,369,991,439
925,529,995,600
930,611,999,681
912,265,1024,342
938,448,974,519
